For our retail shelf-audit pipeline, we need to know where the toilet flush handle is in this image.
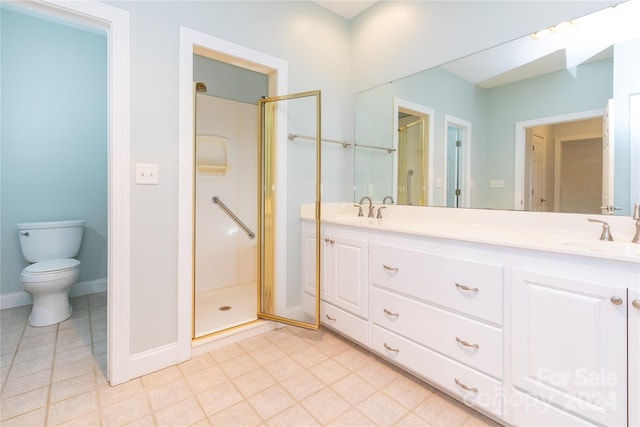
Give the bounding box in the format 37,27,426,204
19,231,30,236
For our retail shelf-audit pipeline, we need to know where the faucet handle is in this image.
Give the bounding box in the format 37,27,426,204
353,204,363,217
633,203,640,221
588,218,614,241
376,206,386,219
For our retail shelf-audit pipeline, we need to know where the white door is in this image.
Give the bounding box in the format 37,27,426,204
601,99,615,214
531,134,545,211
512,269,627,426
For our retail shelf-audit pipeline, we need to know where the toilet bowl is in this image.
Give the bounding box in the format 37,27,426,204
17,220,84,327
20,259,80,326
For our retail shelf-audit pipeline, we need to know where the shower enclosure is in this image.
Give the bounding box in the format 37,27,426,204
193,86,259,337
193,83,322,339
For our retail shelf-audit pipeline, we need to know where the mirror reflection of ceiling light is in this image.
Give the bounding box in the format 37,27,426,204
531,21,574,39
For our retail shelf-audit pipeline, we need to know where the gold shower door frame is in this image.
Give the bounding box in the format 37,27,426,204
257,90,321,330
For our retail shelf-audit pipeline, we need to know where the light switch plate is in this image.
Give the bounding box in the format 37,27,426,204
489,179,505,188
136,163,159,184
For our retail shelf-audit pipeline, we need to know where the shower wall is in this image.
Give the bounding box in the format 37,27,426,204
195,94,257,293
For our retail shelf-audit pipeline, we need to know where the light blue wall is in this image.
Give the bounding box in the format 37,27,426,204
0,9,108,294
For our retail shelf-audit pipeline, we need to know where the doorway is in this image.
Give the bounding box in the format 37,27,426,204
444,115,471,208
193,88,261,338
392,98,434,206
178,29,295,360
4,0,131,385
523,117,604,213
514,108,606,212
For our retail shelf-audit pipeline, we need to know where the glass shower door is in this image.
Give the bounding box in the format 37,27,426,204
257,91,321,330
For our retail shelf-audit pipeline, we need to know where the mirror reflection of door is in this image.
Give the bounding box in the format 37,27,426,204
524,113,606,214
397,112,426,205
444,115,471,208
258,91,321,330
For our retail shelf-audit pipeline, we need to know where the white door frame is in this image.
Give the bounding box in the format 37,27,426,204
177,28,287,362
7,0,132,385
514,109,604,210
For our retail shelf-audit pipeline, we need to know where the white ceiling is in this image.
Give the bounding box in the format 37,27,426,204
313,1,377,19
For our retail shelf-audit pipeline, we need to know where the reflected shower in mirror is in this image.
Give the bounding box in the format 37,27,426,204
354,1,640,215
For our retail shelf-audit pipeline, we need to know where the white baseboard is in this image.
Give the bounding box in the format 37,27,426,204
0,278,107,310
129,343,179,380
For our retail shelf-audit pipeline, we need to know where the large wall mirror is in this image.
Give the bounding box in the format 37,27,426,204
354,1,639,215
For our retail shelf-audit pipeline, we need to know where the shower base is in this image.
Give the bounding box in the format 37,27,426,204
194,281,257,337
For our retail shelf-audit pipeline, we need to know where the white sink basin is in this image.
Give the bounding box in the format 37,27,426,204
562,240,640,256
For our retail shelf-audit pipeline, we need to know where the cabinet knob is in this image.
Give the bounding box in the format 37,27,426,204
632,300,640,309
610,296,624,306
383,342,399,353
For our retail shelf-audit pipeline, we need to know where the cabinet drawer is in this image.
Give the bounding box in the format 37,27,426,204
321,302,369,347
372,325,502,417
371,288,503,379
370,243,503,325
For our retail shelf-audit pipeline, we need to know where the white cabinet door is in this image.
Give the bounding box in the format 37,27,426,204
630,287,640,427
512,269,627,426
326,235,368,319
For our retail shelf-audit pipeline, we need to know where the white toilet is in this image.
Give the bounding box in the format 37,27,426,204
17,220,85,327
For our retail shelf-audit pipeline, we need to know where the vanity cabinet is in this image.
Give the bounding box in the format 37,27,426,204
511,268,629,427
369,241,505,417
630,288,640,427
304,215,639,426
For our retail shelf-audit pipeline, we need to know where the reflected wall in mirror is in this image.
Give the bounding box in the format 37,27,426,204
354,1,640,215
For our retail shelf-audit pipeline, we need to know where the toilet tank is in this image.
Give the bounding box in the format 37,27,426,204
17,220,85,263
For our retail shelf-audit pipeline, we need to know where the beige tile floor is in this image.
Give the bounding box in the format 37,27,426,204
1,292,500,426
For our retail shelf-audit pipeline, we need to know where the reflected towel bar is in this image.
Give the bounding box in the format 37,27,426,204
287,133,351,148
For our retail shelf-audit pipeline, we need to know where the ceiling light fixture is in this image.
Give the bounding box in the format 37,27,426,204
531,20,574,40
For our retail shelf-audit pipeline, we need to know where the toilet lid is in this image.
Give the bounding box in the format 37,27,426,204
24,259,80,274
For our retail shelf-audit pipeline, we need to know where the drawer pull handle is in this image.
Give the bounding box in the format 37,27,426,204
383,343,399,353
455,337,479,349
455,378,478,393
383,308,399,318
455,283,479,292
633,300,640,309
383,264,399,272
325,314,336,321
610,296,623,306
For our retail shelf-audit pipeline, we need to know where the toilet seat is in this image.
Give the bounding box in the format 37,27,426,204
23,259,80,274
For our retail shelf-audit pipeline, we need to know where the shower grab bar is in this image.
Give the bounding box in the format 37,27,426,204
212,196,255,240
288,133,351,148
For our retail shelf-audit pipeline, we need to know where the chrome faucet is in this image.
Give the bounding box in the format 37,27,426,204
632,203,640,243
359,196,374,218
383,196,394,204
588,218,614,241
